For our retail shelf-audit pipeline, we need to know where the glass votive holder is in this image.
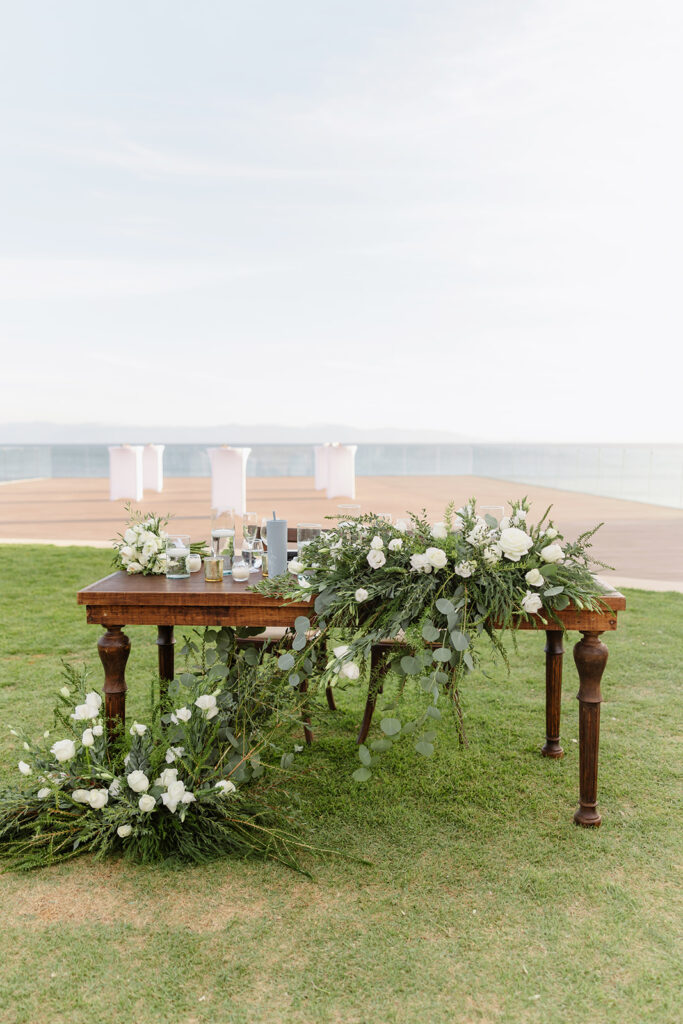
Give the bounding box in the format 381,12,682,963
337,504,361,526
204,555,224,582
188,553,202,573
297,523,322,554
165,534,191,579
231,556,250,582
479,505,505,526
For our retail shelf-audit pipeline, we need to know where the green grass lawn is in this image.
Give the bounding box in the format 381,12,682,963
0,545,681,1024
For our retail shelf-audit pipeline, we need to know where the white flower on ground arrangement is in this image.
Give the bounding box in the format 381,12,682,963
388,538,403,551
81,728,95,747
50,738,76,762
173,707,192,723
425,547,448,569
92,724,103,737
370,535,384,549
367,549,386,569
522,591,543,614
138,794,156,813
126,770,149,793
410,552,432,574
72,789,91,803
117,824,133,838
355,588,369,602
195,694,219,719
156,767,178,787
454,560,477,578
165,746,185,764
161,779,196,814
129,721,147,737
18,761,32,776
71,690,102,721
215,779,237,795
499,527,534,562
109,778,121,797
525,568,544,587
340,662,360,680
431,522,448,539
540,542,564,563
88,789,109,810
37,787,51,800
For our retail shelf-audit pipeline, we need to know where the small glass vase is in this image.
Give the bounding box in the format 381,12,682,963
165,535,191,579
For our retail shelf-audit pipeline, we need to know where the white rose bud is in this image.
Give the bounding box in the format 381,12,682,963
388,538,403,551
126,770,150,793
117,824,133,838
540,543,564,564
18,761,32,776
288,559,305,575
88,789,109,809
92,724,103,737
454,560,476,578
522,591,543,614
59,686,70,698
430,522,448,539
367,549,386,569
355,588,369,603
109,778,121,797
499,527,534,562
138,794,156,813
37,787,51,800
175,707,192,722
333,645,350,659
129,721,147,737
71,789,92,803
545,527,558,539
50,739,76,762
81,728,95,747
215,779,237,795
195,694,218,716
340,662,360,680
500,516,511,529
369,535,384,549
525,568,544,587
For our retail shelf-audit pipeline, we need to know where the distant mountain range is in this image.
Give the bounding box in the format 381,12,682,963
0,422,476,445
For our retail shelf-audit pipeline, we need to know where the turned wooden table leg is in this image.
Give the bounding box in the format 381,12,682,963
542,630,564,758
357,646,387,745
97,626,130,741
573,631,608,827
156,625,175,700
325,685,337,711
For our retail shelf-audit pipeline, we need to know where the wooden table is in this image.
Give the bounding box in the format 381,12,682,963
77,571,626,827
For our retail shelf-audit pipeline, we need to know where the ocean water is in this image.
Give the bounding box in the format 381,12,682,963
1,443,682,509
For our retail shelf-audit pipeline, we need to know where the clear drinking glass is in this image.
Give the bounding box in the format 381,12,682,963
337,503,361,525
376,512,392,523
211,508,235,575
165,534,191,579
251,537,264,572
297,523,322,555
260,517,268,550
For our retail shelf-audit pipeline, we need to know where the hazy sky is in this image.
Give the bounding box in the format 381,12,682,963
1,0,681,441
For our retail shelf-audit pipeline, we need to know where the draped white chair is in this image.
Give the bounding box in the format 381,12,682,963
142,444,165,493
108,445,143,502
313,444,331,490
207,447,251,515
325,444,357,500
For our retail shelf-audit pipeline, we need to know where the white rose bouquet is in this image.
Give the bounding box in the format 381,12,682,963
113,506,207,575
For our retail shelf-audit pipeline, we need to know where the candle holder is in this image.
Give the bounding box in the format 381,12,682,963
165,535,191,579
210,508,235,575
231,556,250,582
188,553,202,573
204,556,224,582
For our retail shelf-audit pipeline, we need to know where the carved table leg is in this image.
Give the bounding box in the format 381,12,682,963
97,626,130,742
357,646,387,745
325,685,337,711
573,631,608,827
542,630,564,758
156,625,175,700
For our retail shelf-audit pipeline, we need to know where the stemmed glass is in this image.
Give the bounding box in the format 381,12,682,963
210,508,235,575
242,512,258,572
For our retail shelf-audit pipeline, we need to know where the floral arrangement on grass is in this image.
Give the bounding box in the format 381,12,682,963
255,498,611,777
113,506,207,575
0,656,310,871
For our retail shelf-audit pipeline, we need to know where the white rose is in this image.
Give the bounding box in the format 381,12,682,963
451,515,464,533
367,549,386,569
138,794,156,813
454,560,476,578
92,724,103,737
126,770,149,793
500,516,511,529
410,552,431,574
161,779,187,813
127,562,144,574
18,760,32,776
333,644,350,659
175,707,192,722
525,568,544,587
120,545,135,559
430,522,448,539
288,559,305,575
81,728,95,747
88,789,109,809
59,686,70,698
355,588,369,602
522,591,543,614
71,702,99,721
540,543,564,564
159,767,178,788
84,692,102,710
370,535,384,549
215,779,237,795
340,662,360,680
165,746,184,764
394,519,408,533
117,824,133,838
109,778,121,797
388,538,403,551
37,787,51,800
499,527,534,562
124,528,137,544
195,694,218,717
425,547,448,570
129,721,147,737
51,739,76,762
71,789,91,803
181,791,196,805
545,527,558,539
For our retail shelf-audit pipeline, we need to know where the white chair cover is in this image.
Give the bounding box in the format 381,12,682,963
142,444,165,493
108,445,143,502
326,445,357,500
314,445,331,490
207,447,251,514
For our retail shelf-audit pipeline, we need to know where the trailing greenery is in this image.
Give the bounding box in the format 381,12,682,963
255,498,612,777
